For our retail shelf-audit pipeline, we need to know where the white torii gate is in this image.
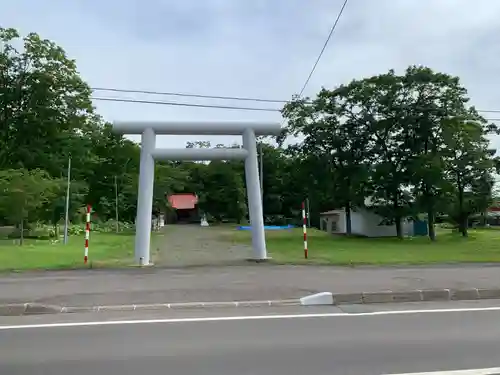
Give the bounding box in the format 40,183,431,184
112,121,282,266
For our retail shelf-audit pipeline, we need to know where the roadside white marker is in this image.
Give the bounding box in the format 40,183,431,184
300,292,334,306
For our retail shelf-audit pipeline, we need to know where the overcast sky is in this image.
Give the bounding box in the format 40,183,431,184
4,0,500,148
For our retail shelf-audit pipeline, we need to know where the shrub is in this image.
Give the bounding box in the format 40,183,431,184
7,223,56,240
68,220,134,234
68,224,85,235
6,220,135,240
438,222,456,230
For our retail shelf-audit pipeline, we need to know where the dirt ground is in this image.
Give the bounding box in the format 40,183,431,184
153,224,253,267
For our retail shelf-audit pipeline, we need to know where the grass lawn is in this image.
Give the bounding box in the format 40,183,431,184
0,232,150,271
222,227,500,265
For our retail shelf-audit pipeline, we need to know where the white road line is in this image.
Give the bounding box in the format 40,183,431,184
1,305,500,330
385,367,500,374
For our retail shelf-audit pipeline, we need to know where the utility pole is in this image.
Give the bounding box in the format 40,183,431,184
306,197,311,228
259,142,264,202
63,155,71,244
114,158,131,233
114,175,119,233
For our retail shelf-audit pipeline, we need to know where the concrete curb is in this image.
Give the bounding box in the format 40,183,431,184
1,288,500,316
0,303,64,316
65,299,300,314
331,288,500,305
0,299,301,316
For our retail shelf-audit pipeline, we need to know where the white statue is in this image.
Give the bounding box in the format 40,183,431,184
200,214,209,227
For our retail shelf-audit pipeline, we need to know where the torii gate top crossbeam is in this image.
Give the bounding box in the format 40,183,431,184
112,121,282,136
151,147,248,161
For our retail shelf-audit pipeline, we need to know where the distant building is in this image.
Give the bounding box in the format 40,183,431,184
319,207,415,237
167,193,199,224
318,195,429,237
486,205,500,226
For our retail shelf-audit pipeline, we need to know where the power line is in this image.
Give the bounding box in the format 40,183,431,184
277,0,349,134
479,110,500,114
93,97,500,118
92,0,350,108
91,88,500,115
92,87,287,104
298,0,349,97
92,97,500,120
91,96,281,112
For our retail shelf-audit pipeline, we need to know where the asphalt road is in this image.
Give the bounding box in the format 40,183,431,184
2,304,500,375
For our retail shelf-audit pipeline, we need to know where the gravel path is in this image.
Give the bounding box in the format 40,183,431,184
153,224,252,267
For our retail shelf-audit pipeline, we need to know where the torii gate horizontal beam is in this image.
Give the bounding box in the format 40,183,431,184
152,148,248,161
113,121,282,136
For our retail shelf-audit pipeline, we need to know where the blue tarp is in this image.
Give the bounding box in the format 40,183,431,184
413,220,428,236
237,224,295,231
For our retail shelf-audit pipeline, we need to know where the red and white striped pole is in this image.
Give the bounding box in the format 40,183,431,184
302,201,308,259
84,204,91,264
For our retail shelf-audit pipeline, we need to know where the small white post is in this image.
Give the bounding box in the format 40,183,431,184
63,155,71,244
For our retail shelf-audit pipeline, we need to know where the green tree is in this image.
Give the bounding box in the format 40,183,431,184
283,85,372,234
442,114,498,236
0,169,59,244
351,72,415,238
186,140,211,149
400,66,472,240
41,179,88,235
86,123,141,222
258,142,287,222
153,162,188,216
197,160,246,223
181,141,248,222
0,27,95,176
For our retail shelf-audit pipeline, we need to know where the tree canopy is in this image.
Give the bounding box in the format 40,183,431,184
282,66,499,238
